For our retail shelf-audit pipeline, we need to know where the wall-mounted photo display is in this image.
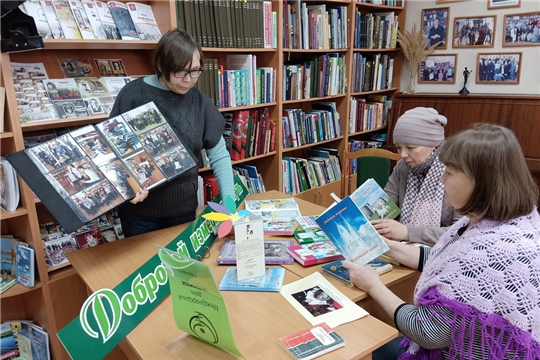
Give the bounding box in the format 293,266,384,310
503,12,540,46
488,0,520,10
419,54,457,83
422,7,450,49
476,52,521,84
453,16,496,48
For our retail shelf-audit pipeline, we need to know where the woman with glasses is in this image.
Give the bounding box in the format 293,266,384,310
109,29,235,237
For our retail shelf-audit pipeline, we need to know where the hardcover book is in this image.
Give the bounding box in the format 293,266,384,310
7,101,197,233
349,178,400,220
218,267,285,292
315,196,389,266
321,259,393,287
217,239,294,265
15,244,35,288
286,241,343,267
279,322,345,360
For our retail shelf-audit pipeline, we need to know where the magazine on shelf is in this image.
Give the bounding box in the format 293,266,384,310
126,2,162,40
315,196,389,266
218,267,286,292
217,239,295,265
107,1,140,40
6,101,197,233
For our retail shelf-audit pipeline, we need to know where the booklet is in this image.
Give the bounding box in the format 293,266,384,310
244,198,302,235
217,239,295,265
279,322,345,360
349,178,401,220
7,101,197,233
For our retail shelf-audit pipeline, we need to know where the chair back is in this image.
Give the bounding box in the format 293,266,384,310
343,148,401,194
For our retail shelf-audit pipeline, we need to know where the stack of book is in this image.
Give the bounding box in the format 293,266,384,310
0,320,50,359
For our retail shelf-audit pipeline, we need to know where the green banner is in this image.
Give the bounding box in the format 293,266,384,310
57,178,249,360
158,246,243,358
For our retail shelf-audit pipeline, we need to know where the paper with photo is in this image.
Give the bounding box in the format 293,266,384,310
234,219,265,281
280,272,368,328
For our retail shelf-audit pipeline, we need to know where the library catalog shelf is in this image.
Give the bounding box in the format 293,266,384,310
350,87,398,96
0,132,14,140
21,115,108,132
43,39,158,50
349,126,387,137
283,94,346,105
282,136,344,154
0,207,29,220
0,281,42,299
218,102,277,112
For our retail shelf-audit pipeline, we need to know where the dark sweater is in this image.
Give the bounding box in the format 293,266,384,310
109,77,225,218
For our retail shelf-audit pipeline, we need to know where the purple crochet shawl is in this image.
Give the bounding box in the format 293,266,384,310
399,209,540,360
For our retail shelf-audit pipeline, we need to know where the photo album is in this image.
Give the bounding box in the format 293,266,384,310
7,102,197,233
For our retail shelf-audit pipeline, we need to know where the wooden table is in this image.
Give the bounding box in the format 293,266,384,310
67,191,419,359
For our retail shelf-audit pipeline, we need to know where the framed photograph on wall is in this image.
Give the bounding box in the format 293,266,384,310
503,12,540,46
419,54,457,83
476,52,521,84
422,7,449,49
453,16,496,48
488,0,520,10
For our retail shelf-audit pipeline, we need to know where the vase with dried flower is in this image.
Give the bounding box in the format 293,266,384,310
397,22,442,93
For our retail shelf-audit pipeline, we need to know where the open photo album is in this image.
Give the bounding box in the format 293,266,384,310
7,101,197,233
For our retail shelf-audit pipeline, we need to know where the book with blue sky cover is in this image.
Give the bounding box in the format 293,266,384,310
315,196,389,266
349,178,400,220
219,267,285,292
15,244,35,288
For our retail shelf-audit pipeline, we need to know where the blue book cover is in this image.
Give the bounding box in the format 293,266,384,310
321,258,393,286
218,267,285,292
15,244,35,288
315,196,389,266
349,178,401,220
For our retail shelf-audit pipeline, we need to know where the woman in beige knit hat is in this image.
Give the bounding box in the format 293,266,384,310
371,107,461,246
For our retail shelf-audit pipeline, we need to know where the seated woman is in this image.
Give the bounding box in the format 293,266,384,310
371,107,461,246
344,124,540,360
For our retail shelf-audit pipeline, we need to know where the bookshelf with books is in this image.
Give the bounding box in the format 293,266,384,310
0,0,405,359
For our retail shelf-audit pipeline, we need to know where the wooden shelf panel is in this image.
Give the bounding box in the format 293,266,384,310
348,126,388,136
0,132,14,140
43,39,158,50
202,47,277,53
283,94,347,105
218,102,277,112
0,281,42,299
21,115,108,132
355,3,404,10
350,88,398,96
282,136,344,154
352,48,400,52
0,207,29,220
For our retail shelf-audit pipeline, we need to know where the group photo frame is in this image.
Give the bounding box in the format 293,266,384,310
453,15,496,48
503,12,540,46
488,0,520,10
422,7,450,49
419,54,458,83
476,52,522,84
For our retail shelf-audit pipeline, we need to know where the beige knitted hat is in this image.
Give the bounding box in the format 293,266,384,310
393,107,447,146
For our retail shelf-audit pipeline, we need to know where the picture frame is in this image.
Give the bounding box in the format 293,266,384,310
422,7,450,49
419,54,457,83
503,12,540,46
488,0,520,10
476,52,521,84
453,16,496,48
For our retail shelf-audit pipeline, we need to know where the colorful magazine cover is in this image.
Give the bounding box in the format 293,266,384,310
218,267,285,292
349,178,401,220
217,239,294,265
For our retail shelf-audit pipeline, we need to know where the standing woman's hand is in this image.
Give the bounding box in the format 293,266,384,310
371,219,409,241
129,188,149,204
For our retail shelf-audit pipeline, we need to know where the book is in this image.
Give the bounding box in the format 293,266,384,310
20,322,51,360
93,0,121,39
286,241,343,267
52,0,83,39
126,2,162,40
293,228,330,245
107,1,139,40
0,157,20,212
278,322,345,360
43,235,78,271
0,278,17,294
6,101,197,233
1,237,26,280
321,259,393,287
82,0,108,39
262,220,297,236
20,0,53,39
315,196,389,266
58,58,96,78
68,0,97,39
349,178,400,220
218,267,285,292
217,239,294,265
15,244,35,288
40,0,65,39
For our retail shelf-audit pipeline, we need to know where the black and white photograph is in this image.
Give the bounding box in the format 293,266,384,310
422,8,449,48
53,99,89,119
488,0,520,10
503,12,540,46
453,16,496,47
476,52,521,84
86,98,106,115
291,286,344,317
75,77,109,98
96,116,143,157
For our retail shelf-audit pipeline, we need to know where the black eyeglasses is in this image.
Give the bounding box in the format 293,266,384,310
173,69,203,78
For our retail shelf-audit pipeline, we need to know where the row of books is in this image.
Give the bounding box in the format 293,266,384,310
0,320,50,359
353,11,399,49
283,2,349,50
283,53,347,100
349,95,391,134
177,0,275,49
345,140,384,176
21,0,161,40
0,236,34,293
233,164,266,195
223,108,276,161
357,0,404,6
351,53,395,93
282,102,342,149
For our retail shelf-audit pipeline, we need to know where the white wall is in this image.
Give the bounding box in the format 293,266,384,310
401,0,540,94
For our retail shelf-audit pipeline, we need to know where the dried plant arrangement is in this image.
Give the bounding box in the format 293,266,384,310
397,22,442,93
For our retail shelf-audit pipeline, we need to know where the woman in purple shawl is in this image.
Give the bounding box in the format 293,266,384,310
344,124,540,359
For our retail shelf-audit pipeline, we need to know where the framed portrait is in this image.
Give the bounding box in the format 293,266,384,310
488,0,520,10
453,16,496,48
476,52,521,84
503,12,540,46
422,8,449,49
419,54,457,83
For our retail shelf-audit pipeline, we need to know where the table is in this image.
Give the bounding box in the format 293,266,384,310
67,191,419,359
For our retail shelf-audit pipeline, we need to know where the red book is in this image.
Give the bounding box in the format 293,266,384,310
286,241,343,266
279,322,345,360
202,174,219,201
231,110,249,160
